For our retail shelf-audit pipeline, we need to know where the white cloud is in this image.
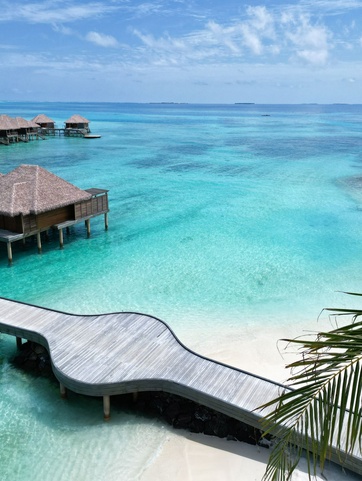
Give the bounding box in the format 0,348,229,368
246,5,275,35
240,25,263,55
283,14,331,65
85,31,119,48
52,24,74,36
136,4,337,70
0,1,119,24
206,21,240,54
300,0,362,15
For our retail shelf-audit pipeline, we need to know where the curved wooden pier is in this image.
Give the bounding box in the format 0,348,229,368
0,296,360,475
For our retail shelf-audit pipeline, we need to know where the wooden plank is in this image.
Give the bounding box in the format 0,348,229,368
0,296,360,475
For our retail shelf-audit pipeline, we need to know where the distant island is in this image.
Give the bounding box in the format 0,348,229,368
149,102,189,105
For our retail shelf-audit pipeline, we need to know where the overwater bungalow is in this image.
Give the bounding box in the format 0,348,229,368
0,115,43,144
0,164,109,263
32,114,56,136
32,114,55,129
14,117,42,141
0,114,19,144
64,114,91,135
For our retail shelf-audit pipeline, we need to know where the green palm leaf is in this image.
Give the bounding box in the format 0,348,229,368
259,307,362,481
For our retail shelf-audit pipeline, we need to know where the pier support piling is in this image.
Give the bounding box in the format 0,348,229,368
59,229,64,249
16,337,22,349
60,383,67,399
86,219,91,238
103,395,111,420
104,212,109,231
37,232,42,253
7,242,13,264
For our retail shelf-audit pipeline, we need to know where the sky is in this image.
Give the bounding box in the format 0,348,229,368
0,0,362,103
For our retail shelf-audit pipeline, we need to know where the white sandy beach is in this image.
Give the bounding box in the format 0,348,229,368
140,318,359,481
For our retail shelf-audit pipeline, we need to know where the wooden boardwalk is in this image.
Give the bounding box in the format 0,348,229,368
0,296,360,475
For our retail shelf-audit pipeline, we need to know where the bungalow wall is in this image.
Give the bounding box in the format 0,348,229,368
65,123,88,129
1,195,108,235
0,214,24,233
74,194,108,220
22,214,37,233
92,194,108,214
36,205,74,230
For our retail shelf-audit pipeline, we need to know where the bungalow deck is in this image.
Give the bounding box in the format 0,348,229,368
0,208,109,263
0,296,360,476
40,128,90,137
0,165,109,264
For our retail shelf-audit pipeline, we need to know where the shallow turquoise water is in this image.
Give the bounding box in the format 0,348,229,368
1,103,362,480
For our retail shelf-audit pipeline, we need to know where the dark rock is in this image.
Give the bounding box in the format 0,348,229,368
204,414,229,438
10,341,56,381
174,413,193,429
195,406,211,422
164,401,181,424
189,418,205,433
10,343,272,450
34,344,46,355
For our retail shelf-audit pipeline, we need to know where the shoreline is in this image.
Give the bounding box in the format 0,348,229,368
140,317,360,481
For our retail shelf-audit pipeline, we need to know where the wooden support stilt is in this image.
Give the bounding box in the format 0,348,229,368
60,383,67,399
7,242,13,264
132,392,138,403
16,337,22,349
37,232,42,253
103,395,110,420
104,212,109,231
86,219,91,238
59,229,64,249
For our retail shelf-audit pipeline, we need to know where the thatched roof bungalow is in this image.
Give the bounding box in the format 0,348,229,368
0,114,19,143
64,114,90,131
0,115,41,143
14,117,40,137
32,114,55,129
0,165,109,262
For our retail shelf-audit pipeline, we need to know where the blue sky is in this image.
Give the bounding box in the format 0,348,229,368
1,0,362,103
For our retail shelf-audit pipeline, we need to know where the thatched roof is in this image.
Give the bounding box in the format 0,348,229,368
14,117,39,129
64,114,90,124
0,115,39,131
0,165,92,217
14,117,29,128
0,114,17,131
32,114,54,125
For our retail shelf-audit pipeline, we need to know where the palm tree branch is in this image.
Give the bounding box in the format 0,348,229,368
258,319,362,480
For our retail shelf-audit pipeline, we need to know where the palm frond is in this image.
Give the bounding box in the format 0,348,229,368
259,318,362,481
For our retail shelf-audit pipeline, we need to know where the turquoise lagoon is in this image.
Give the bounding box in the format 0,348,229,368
1,103,362,480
